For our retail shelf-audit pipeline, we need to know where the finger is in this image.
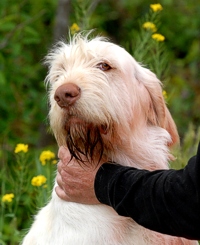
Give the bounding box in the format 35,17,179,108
57,160,61,173
56,171,65,189
56,169,75,192
66,157,82,167
59,160,83,176
57,160,66,174
57,159,72,173
55,186,70,202
58,146,71,161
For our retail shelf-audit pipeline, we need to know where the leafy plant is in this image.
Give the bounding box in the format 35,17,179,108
171,124,200,169
0,144,56,244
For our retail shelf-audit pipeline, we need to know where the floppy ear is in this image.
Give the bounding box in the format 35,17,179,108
136,65,179,146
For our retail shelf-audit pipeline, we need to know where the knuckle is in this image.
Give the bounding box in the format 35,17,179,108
57,161,63,173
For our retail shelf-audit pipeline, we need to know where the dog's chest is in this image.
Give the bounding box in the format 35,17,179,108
22,187,197,245
42,193,187,245
49,193,143,244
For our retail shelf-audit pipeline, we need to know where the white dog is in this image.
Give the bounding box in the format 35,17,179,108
22,34,198,245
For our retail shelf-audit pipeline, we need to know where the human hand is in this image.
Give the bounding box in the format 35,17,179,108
55,146,101,204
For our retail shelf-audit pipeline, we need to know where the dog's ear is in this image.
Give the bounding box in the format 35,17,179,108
136,65,179,146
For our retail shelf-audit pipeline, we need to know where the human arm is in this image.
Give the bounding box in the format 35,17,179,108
95,155,200,239
56,143,200,239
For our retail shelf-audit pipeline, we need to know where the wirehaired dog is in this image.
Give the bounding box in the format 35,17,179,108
22,34,198,245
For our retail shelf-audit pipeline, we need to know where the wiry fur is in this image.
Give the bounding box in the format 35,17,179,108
22,34,198,245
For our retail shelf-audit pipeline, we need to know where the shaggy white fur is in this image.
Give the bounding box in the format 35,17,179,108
22,34,198,245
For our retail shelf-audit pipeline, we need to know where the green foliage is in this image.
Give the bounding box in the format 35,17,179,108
71,0,93,30
171,124,200,169
127,6,169,81
0,0,55,146
0,144,56,244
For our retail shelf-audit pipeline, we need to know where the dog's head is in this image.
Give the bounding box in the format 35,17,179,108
45,34,179,164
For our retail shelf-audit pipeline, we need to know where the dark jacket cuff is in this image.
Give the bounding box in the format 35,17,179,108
94,163,127,205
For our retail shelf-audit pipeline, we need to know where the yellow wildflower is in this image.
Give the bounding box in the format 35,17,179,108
142,22,157,32
52,160,57,165
39,150,55,165
152,33,165,42
2,193,14,203
14,144,28,153
70,23,80,34
31,175,47,187
150,3,163,12
162,90,167,100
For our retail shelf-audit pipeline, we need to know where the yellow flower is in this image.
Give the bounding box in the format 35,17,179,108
70,23,80,34
31,175,47,187
2,193,14,203
162,90,167,100
39,150,55,165
152,33,165,42
150,3,163,12
52,160,57,165
14,144,28,153
142,22,157,32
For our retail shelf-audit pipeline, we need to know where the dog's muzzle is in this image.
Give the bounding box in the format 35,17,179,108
54,83,81,108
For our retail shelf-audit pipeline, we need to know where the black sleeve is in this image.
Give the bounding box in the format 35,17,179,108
94,143,200,240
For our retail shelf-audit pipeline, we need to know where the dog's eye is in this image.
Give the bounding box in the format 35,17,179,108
96,63,111,71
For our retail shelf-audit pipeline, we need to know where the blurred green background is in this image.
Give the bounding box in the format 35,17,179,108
0,0,199,148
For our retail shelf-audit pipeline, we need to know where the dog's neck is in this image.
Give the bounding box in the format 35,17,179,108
106,125,171,171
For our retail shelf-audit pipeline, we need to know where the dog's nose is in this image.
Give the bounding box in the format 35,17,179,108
54,83,81,107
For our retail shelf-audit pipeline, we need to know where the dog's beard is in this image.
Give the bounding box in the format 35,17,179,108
65,120,105,165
